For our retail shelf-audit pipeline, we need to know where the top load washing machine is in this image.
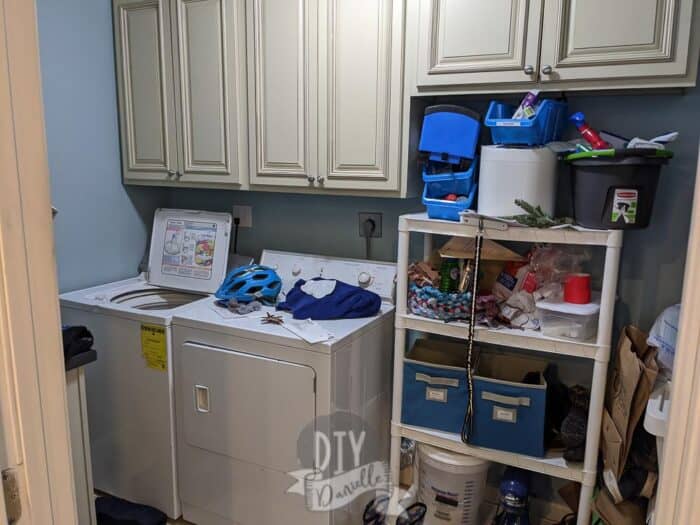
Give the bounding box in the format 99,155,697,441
171,250,397,525
60,209,232,519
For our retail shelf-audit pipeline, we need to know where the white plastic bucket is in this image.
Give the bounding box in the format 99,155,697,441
418,444,489,525
477,145,557,217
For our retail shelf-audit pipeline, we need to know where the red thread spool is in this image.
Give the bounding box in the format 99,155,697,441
564,273,591,304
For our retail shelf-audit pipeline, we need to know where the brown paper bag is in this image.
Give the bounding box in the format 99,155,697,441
601,409,624,478
604,326,659,478
558,482,581,514
593,489,646,525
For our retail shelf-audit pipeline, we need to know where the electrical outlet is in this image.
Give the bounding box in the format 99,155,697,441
358,212,382,238
232,205,252,228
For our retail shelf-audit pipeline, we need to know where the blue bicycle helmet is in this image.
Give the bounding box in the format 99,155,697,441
216,264,282,304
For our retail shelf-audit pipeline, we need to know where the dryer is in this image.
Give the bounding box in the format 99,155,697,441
60,209,232,518
172,250,396,525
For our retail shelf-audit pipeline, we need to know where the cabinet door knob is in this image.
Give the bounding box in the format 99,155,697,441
167,170,176,178
523,65,534,75
316,176,325,183
307,176,315,184
176,172,183,179
542,65,553,74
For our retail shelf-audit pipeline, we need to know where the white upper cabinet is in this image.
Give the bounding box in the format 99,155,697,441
247,0,318,188
540,0,695,83
115,0,408,194
408,0,699,92
317,0,403,191
248,0,404,192
416,0,543,87
114,0,178,183
114,0,247,187
171,0,247,185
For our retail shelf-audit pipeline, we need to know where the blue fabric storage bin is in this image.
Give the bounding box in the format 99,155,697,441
485,99,568,146
419,105,481,164
469,352,548,457
402,339,471,435
422,164,477,221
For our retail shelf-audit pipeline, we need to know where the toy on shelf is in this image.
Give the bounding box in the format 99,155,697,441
569,112,611,150
493,468,532,525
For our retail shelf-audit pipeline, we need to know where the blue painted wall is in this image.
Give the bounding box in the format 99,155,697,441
37,0,168,293
170,85,700,330
36,0,699,331
169,190,423,263
566,89,699,329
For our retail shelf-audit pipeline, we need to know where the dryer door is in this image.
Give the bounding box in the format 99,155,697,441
179,342,316,472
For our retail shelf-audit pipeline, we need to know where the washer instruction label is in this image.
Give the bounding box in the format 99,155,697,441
161,219,217,280
611,189,638,224
141,324,167,371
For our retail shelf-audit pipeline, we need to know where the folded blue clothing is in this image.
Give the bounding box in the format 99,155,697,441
277,278,381,320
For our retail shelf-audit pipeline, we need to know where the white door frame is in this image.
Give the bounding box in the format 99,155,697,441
1,0,700,523
0,0,78,523
655,145,700,523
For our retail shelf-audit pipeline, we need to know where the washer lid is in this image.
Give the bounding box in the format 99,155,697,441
148,208,232,294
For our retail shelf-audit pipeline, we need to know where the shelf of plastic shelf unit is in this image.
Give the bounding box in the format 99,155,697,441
391,212,624,525
398,313,603,360
399,212,623,248
392,422,589,484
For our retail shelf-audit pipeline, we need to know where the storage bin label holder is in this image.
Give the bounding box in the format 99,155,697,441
416,372,459,403
481,391,532,424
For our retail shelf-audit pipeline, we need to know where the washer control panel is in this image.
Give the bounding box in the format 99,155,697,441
260,250,396,303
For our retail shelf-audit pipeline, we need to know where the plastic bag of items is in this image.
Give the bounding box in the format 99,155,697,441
529,245,591,300
489,245,591,330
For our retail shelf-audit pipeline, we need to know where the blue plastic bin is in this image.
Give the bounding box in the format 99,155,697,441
423,165,475,197
468,352,548,457
402,339,472,435
485,99,568,146
419,105,481,164
422,166,477,221
422,184,477,222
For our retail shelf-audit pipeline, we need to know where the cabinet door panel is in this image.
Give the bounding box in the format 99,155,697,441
173,0,246,185
540,0,694,82
319,0,402,190
416,0,543,87
248,0,317,187
114,0,178,182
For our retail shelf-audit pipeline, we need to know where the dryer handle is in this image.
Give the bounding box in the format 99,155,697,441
194,385,211,413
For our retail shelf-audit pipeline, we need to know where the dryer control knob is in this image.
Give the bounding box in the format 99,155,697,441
292,264,302,276
358,272,372,287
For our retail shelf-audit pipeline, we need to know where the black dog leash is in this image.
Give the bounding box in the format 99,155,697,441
461,217,484,444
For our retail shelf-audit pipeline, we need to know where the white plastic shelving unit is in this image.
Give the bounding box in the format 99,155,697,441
390,212,623,525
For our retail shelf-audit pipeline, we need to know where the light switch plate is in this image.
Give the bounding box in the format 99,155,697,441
232,205,252,228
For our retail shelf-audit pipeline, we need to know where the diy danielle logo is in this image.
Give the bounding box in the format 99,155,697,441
287,412,390,512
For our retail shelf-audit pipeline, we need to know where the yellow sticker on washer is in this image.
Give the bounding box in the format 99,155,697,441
141,324,167,371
